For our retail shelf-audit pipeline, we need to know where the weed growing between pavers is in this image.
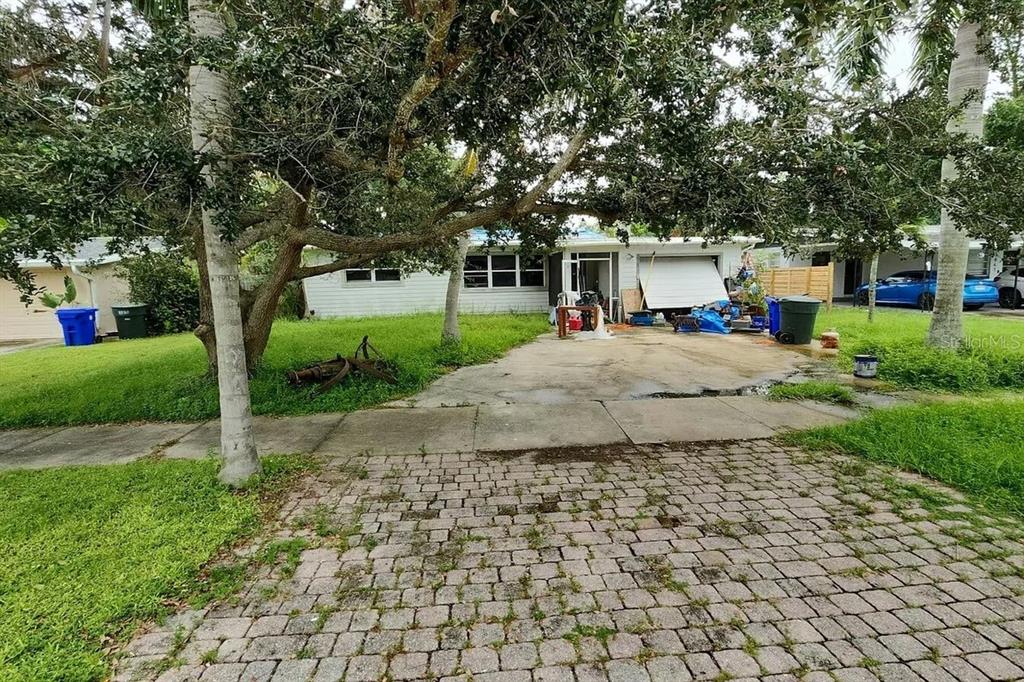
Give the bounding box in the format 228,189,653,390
114,444,1024,681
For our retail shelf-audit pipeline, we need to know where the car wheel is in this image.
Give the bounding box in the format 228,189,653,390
854,290,869,306
918,292,935,311
999,288,1022,309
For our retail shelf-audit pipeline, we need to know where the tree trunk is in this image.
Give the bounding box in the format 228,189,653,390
442,233,470,343
193,227,218,374
927,21,988,349
243,239,305,367
77,0,97,40
98,0,112,74
867,251,879,322
188,0,261,486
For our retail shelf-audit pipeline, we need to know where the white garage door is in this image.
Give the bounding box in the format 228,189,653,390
639,257,727,308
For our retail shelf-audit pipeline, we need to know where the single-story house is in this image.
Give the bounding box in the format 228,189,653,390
752,225,1022,300
0,238,147,341
302,228,755,321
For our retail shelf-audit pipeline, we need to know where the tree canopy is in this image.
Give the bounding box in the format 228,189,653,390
1,0,1021,362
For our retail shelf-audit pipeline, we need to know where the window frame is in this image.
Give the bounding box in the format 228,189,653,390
344,267,403,284
463,253,546,289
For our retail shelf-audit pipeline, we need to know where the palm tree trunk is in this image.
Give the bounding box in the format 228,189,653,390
927,21,988,348
867,251,879,322
188,0,261,486
442,233,470,343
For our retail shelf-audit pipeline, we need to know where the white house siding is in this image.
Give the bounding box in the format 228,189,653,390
87,264,132,334
302,239,748,320
302,255,549,319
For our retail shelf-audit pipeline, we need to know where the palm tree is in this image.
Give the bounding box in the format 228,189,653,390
928,19,988,347
121,0,259,486
186,0,261,486
812,1,1001,347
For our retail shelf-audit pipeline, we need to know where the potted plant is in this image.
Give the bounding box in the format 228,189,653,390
40,276,99,346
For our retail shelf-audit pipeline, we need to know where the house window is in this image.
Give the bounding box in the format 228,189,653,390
520,255,545,287
811,251,831,266
491,254,517,287
345,268,401,283
463,253,546,289
464,255,489,288
345,269,371,282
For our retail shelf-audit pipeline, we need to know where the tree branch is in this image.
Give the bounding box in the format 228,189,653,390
385,0,468,182
303,123,594,257
302,203,507,257
323,147,382,174
293,254,374,280
514,123,590,214
533,202,618,224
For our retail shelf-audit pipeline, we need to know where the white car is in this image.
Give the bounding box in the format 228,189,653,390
993,268,1024,308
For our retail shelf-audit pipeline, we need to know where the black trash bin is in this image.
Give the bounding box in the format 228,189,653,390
111,304,149,339
777,295,822,345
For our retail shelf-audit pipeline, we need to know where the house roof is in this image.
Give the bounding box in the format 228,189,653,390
756,226,1024,254
468,227,756,248
18,237,165,268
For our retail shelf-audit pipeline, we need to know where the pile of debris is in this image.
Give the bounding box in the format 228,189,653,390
287,336,397,394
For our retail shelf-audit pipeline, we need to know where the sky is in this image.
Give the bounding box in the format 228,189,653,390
885,30,1011,105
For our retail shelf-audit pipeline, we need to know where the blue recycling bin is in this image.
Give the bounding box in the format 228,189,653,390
766,297,781,337
55,307,98,346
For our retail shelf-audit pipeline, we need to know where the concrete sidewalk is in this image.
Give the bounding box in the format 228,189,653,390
0,396,855,470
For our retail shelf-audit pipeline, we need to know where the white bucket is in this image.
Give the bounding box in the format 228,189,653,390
853,354,878,379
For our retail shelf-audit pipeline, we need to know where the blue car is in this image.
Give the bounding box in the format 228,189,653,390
854,270,999,311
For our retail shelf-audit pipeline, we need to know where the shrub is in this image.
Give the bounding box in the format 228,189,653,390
120,251,201,335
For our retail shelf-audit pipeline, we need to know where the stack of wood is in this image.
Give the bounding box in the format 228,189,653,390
287,336,398,394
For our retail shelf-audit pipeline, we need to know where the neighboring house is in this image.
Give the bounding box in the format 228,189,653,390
752,225,1022,300
0,238,154,342
302,228,754,321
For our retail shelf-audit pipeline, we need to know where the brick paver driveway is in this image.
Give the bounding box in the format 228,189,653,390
118,441,1024,682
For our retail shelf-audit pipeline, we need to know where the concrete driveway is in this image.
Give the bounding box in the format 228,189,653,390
392,327,811,408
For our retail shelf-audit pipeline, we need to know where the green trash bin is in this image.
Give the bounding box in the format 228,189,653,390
777,295,821,345
111,304,149,339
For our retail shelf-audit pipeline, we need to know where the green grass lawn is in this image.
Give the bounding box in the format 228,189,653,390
789,398,1024,518
813,307,1024,392
767,380,856,405
0,313,549,428
0,456,307,681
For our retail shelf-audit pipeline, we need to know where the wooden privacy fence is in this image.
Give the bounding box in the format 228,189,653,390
764,263,834,309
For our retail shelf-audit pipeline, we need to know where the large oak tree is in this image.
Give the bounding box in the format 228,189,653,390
4,0,843,370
